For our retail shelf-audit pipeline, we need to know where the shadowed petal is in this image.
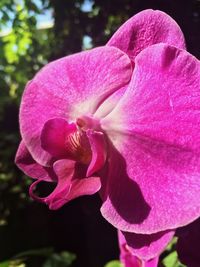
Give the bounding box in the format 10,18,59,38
20,46,132,166
107,9,186,62
101,135,200,234
101,44,200,234
120,230,174,261
118,230,161,265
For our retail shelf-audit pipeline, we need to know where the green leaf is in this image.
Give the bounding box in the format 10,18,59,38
162,251,186,267
14,247,54,258
0,259,26,267
42,251,76,267
0,261,9,267
104,260,123,267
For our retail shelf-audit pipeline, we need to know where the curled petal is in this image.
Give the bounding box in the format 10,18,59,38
30,159,101,210
20,46,132,166
107,9,186,62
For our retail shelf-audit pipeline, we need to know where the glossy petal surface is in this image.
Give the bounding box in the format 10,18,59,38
107,9,186,62
101,44,200,233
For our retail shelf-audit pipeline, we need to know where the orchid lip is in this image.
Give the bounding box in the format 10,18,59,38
39,115,107,177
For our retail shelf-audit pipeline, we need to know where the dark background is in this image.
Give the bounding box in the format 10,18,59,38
0,1,199,266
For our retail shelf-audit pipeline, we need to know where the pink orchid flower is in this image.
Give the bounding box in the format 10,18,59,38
118,231,159,267
15,10,200,259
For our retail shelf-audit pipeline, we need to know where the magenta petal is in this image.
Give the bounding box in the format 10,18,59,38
86,130,107,177
30,159,101,210
118,231,160,265
101,135,200,234
121,230,174,260
29,178,70,209
51,159,101,209
20,46,132,166
107,9,186,62
68,176,101,201
15,141,54,181
101,44,200,233
41,118,76,158
29,159,75,209
103,43,200,152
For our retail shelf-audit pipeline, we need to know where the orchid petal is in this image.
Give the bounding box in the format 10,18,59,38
20,46,132,166
103,44,200,151
29,159,75,209
118,230,161,265
86,130,107,177
41,118,76,158
120,230,174,261
101,44,200,233
15,141,54,181
101,131,200,234
30,159,101,210
107,9,186,62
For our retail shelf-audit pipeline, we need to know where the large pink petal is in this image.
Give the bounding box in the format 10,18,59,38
103,44,200,151
107,9,186,62
96,9,184,118
15,141,55,181
20,46,132,166
101,44,200,233
101,136,200,233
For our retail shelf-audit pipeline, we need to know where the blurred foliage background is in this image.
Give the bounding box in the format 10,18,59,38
0,0,199,266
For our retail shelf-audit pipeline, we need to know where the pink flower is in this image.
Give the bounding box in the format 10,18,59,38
118,231,159,267
15,9,200,259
